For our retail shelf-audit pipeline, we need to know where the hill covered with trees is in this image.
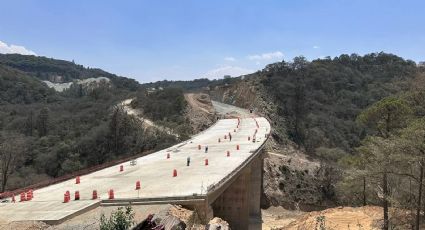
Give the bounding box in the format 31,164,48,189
0,54,183,192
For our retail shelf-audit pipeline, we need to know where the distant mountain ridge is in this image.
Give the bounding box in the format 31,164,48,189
0,54,140,92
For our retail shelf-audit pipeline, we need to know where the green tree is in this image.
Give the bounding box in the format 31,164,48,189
399,118,425,230
100,206,134,230
357,97,412,230
36,107,49,137
0,133,26,192
24,110,34,136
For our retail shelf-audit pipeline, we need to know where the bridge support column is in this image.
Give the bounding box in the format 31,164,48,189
249,153,263,218
212,166,251,230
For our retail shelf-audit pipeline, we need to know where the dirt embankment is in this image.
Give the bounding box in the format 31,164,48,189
262,205,384,230
184,93,216,133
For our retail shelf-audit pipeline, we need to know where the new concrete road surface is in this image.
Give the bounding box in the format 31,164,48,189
0,102,270,224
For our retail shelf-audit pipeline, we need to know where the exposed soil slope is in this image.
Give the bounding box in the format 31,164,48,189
184,93,216,132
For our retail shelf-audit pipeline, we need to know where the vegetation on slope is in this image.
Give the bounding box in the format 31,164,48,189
0,54,179,192
131,87,192,139
260,53,416,154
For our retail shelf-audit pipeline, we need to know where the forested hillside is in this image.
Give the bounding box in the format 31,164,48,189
0,54,180,193
260,53,417,154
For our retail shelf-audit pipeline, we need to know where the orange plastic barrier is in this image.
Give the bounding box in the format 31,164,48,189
19,192,26,202
205,159,209,166
227,151,230,157
236,145,240,150
108,189,114,200
75,191,80,200
26,191,32,201
92,190,98,199
136,181,141,190
63,192,70,203
173,169,177,177
76,176,80,184
119,165,124,172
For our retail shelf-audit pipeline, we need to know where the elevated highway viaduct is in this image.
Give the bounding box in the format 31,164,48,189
0,102,271,229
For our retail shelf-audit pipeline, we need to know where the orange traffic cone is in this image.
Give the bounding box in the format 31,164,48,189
205,159,209,166
173,169,177,177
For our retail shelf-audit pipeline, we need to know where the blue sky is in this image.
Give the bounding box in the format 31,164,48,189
0,0,424,83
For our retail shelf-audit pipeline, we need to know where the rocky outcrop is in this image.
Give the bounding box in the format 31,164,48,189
263,150,336,211
206,217,230,230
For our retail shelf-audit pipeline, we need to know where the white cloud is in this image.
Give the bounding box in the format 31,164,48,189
202,66,254,79
224,56,236,61
247,51,283,61
313,45,320,49
0,40,37,55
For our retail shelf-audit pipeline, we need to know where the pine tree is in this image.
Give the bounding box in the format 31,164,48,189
37,107,49,137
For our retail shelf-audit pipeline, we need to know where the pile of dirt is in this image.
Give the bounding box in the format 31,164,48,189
184,93,216,133
261,206,305,230
0,221,49,230
285,206,383,230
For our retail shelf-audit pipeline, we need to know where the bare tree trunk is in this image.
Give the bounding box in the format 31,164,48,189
0,153,11,193
416,161,424,230
383,172,389,230
363,176,367,206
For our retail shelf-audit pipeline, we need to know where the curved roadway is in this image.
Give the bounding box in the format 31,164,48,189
0,102,270,223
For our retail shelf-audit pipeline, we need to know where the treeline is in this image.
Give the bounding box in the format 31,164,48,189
0,53,140,91
141,75,243,92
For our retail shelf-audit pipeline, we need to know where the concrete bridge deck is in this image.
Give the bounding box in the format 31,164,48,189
0,115,270,224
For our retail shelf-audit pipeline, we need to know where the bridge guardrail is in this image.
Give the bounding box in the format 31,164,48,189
0,150,155,199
